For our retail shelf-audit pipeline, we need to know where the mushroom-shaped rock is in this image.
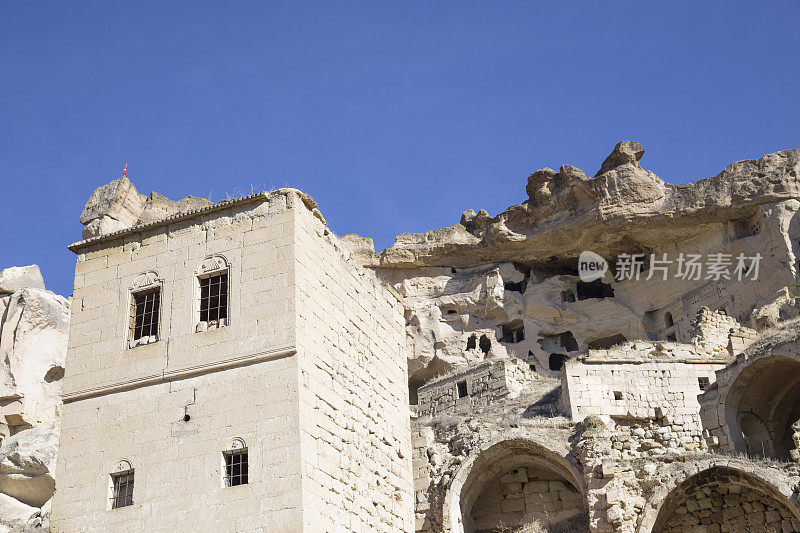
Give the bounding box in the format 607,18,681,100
597,140,645,176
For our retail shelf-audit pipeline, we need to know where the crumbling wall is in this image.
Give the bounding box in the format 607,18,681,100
417,358,534,418
701,320,800,461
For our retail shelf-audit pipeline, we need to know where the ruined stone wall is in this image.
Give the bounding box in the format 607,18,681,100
656,480,795,532
417,358,533,418
562,347,726,460
294,204,414,532
467,465,584,532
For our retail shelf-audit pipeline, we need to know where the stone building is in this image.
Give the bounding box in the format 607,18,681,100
3,141,800,532
49,188,413,531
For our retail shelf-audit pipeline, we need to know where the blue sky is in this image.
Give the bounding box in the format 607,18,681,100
1,2,798,297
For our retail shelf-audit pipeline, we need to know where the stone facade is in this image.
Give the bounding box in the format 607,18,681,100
50,189,412,532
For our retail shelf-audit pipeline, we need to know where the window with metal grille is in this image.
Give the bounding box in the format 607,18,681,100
698,377,710,391
200,272,228,323
224,450,248,487
111,471,134,509
130,289,160,342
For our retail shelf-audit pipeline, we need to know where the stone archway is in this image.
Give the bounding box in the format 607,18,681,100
445,437,587,532
648,466,800,532
722,353,800,460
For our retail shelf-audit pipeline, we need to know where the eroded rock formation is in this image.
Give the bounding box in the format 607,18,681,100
341,143,800,408
350,142,800,532
79,176,214,239
0,266,69,532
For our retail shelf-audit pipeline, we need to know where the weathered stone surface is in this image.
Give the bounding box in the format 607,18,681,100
79,176,143,231
136,191,213,225
0,267,44,295
0,287,69,429
79,175,215,239
0,492,39,532
376,145,800,269
0,428,58,508
597,140,645,175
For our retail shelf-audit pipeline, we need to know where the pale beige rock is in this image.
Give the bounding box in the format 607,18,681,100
0,288,69,430
0,267,44,295
0,428,58,508
79,176,214,239
0,492,39,532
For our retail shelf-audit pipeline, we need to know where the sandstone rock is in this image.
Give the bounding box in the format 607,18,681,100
339,234,379,267
596,140,644,175
0,288,69,429
0,492,38,532
377,145,800,269
0,267,44,295
79,176,144,238
136,191,213,225
0,428,58,507
79,175,215,239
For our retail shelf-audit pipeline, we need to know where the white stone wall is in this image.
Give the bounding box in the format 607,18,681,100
294,205,414,532
562,356,727,456
563,359,724,423
53,193,302,531
52,360,304,532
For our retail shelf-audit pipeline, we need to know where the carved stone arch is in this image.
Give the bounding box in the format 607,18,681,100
224,437,247,452
713,334,800,460
444,433,587,532
639,462,800,532
197,255,230,276
131,271,160,291
111,458,133,474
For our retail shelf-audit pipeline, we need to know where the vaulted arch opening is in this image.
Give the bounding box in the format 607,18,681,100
652,466,799,532
724,355,800,460
449,439,587,532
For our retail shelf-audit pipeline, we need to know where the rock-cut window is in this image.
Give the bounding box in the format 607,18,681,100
130,288,160,344
111,471,134,509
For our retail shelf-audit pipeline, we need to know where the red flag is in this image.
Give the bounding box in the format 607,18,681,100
123,164,127,178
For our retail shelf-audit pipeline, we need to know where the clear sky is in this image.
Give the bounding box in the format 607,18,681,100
1,2,798,297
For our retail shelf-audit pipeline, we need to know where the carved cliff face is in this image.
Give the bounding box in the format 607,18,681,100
333,143,800,398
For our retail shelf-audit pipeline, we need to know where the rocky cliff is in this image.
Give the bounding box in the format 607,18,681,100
0,266,69,533
342,142,800,402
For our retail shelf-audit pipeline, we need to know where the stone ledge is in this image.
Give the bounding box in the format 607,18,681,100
62,344,297,403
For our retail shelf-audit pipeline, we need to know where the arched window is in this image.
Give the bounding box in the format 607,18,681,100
223,438,248,487
109,460,134,509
